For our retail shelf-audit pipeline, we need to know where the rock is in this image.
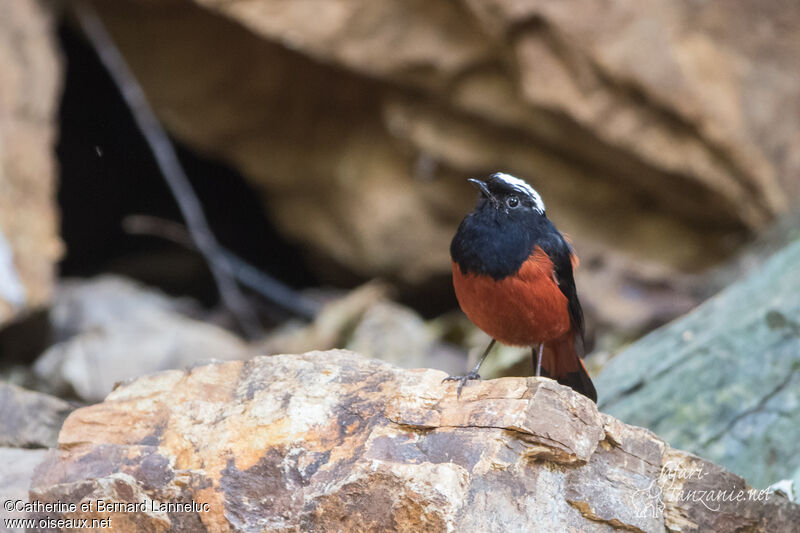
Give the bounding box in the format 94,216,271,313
86,0,800,332
0,447,49,532
88,0,462,287
33,276,250,402
768,479,797,503
0,0,62,327
30,350,799,531
259,284,465,374
702,209,800,298
346,301,432,365
0,383,73,448
194,0,797,218
47,276,199,341
596,237,800,492
257,281,389,355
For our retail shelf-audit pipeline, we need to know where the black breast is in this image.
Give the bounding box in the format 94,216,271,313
450,207,537,280
450,204,584,340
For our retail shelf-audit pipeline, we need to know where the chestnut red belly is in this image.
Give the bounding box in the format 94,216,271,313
452,247,571,346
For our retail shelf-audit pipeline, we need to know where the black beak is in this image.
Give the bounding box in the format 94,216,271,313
468,178,497,206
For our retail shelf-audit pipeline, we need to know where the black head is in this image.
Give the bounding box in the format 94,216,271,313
468,172,546,217
452,172,553,280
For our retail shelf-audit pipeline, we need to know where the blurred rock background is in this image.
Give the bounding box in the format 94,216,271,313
1,0,799,515
79,0,800,337
0,0,62,327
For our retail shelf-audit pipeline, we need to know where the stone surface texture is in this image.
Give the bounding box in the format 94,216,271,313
30,350,800,532
33,276,251,402
0,0,62,326
257,282,465,376
87,0,800,332
0,382,73,449
597,237,800,492
0,447,50,532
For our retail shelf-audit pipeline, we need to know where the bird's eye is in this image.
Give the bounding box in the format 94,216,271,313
506,196,520,208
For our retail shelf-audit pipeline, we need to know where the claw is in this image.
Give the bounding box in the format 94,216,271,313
442,372,482,398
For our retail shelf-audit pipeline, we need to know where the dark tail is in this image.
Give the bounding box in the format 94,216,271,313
539,332,597,402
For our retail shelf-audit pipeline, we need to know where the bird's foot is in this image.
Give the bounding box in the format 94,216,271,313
442,371,481,398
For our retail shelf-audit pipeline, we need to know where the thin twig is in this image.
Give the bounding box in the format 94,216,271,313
123,215,320,320
74,2,262,337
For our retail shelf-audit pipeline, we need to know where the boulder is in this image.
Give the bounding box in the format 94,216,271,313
597,238,800,493
46,276,199,341
0,383,73,449
256,282,389,356
345,300,434,369
30,350,799,531
33,276,250,402
0,447,50,532
86,0,800,332
0,0,62,327
258,283,465,375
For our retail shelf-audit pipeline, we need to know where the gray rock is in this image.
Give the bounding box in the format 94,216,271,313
34,276,250,402
346,301,436,369
0,447,49,532
49,276,197,340
259,286,465,375
597,238,800,492
0,382,72,448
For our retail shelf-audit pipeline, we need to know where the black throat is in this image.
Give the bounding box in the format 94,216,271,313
450,201,554,280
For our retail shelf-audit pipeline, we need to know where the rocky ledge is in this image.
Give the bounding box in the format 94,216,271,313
28,351,799,532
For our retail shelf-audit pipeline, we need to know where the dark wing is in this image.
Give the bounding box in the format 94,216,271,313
538,225,585,354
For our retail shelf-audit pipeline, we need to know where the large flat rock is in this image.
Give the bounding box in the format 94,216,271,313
597,238,800,492
30,350,799,532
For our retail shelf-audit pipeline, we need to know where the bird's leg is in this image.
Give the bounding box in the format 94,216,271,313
443,339,496,398
534,342,544,377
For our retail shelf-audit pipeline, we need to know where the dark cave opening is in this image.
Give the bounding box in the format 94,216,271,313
55,22,319,313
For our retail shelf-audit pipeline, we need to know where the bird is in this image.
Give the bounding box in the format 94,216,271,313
444,172,597,402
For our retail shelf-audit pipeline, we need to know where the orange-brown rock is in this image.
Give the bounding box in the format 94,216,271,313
31,351,799,531
0,0,62,326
